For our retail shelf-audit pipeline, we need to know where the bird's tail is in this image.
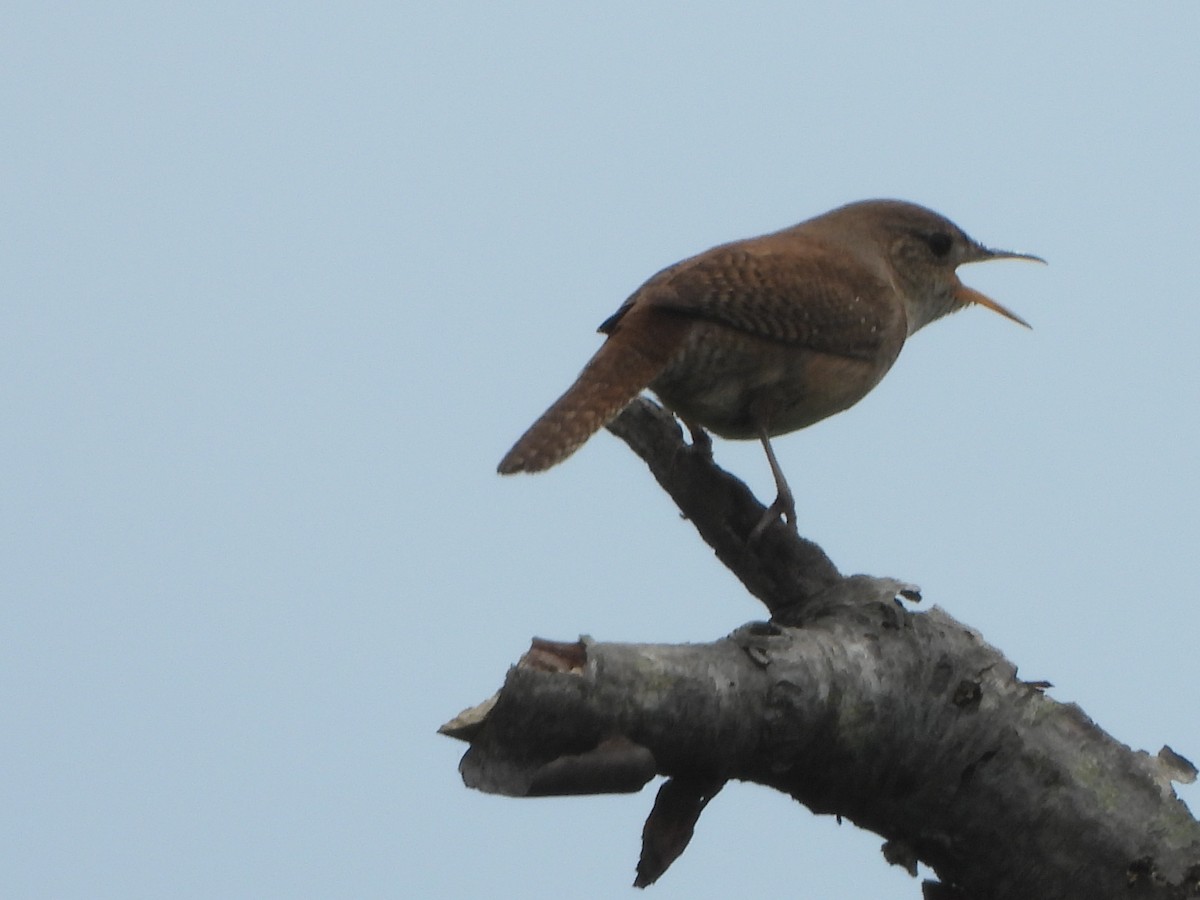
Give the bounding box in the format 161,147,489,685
498,315,684,474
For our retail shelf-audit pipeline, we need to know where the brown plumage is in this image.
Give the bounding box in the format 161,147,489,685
498,199,1040,534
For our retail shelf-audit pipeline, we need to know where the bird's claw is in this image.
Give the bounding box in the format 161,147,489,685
748,491,797,541
683,420,713,459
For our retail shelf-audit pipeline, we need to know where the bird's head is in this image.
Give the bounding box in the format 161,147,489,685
823,199,1043,335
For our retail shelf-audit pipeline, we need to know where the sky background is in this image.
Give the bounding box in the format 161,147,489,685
2,3,1198,898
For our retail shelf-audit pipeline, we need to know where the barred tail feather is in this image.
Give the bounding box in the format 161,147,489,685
497,318,682,474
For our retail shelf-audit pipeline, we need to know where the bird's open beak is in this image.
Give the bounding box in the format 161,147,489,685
956,246,1044,329
954,284,1033,329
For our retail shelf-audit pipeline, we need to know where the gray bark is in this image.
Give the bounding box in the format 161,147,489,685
442,399,1200,898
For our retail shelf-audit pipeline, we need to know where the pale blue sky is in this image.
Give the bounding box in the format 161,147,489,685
2,3,1198,898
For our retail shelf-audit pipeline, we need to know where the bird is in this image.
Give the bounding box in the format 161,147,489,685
498,199,1041,536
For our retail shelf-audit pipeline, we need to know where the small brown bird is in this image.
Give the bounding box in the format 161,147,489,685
498,199,1041,535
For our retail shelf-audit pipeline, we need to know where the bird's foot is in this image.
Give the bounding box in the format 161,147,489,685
748,489,797,541
682,419,713,459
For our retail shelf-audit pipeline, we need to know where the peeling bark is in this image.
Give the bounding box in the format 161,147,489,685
443,399,1200,898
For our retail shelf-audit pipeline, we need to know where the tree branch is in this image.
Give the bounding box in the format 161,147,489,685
603,399,847,615
445,399,1200,898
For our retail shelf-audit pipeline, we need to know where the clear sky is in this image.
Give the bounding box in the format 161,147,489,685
2,3,1198,898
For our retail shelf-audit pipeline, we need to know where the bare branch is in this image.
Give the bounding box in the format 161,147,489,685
605,398,844,615
446,398,1200,897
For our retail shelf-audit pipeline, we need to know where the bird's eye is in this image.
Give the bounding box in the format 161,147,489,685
925,231,953,258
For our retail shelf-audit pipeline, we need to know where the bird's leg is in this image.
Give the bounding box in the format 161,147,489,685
680,415,713,459
749,428,797,540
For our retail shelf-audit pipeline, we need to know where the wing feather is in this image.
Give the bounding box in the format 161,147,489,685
603,246,899,363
